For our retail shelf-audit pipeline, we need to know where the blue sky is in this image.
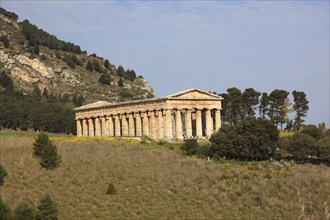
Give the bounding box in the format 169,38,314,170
2,1,329,126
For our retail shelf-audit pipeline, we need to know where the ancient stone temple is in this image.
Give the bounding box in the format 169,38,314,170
74,89,222,140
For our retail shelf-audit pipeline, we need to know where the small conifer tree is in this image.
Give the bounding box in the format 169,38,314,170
0,198,11,220
106,183,116,195
14,203,35,220
33,133,50,157
35,194,58,220
0,165,7,186
40,142,61,169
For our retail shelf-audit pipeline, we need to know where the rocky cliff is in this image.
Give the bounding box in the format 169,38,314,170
0,8,155,104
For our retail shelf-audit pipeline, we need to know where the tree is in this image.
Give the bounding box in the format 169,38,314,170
13,203,35,220
226,87,243,125
0,198,11,220
219,93,229,124
35,194,58,220
0,71,13,89
209,117,279,161
86,61,93,71
180,139,199,156
267,89,289,129
118,78,124,87
286,133,318,160
40,141,61,169
92,60,102,73
33,133,50,157
98,73,112,85
301,124,322,140
0,36,9,48
292,90,309,131
117,65,125,77
259,92,269,119
0,165,7,186
242,88,261,118
34,45,40,55
106,183,116,195
104,59,110,69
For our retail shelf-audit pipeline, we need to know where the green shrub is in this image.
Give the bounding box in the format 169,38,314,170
13,203,35,220
35,194,58,220
318,135,330,161
33,133,50,157
106,183,116,195
0,165,7,186
40,142,61,169
180,139,199,156
0,198,11,220
209,118,279,161
301,124,322,140
287,133,318,160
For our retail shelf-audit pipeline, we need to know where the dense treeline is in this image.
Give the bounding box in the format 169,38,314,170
218,87,309,131
0,7,18,21
0,71,78,134
21,19,83,54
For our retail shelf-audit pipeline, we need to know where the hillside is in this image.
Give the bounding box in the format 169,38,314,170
0,132,329,219
0,8,155,104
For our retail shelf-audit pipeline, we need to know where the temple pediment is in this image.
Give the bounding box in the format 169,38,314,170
167,88,222,100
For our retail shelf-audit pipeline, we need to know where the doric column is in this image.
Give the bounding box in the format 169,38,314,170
135,112,142,136
215,109,221,132
165,109,172,140
143,112,149,137
175,109,183,140
122,114,128,136
108,116,114,137
114,115,121,137
101,116,106,137
128,113,135,136
150,111,156,139
95,117,101,137
185,109,192,138
158,110,164,139
195,109,202,138
205,109,212,137
76,119,82,137
88,118,94,137
83,118,88,137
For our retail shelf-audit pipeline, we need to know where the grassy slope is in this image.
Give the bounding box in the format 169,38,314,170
0,131,329,219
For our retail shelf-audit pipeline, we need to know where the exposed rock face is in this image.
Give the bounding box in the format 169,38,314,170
0,10,156,103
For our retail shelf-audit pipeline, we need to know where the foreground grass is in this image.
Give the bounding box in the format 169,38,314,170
0,132,329,219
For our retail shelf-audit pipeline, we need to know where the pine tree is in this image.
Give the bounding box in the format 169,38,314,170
40,141,61,169
33,133,50,157
259,92,269,119
35,194,58,220
242,88,261,118
292,90,309,131
226,87,243,125
267,89,289,129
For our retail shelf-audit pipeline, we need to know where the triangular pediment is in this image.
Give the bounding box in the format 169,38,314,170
167,88,221,100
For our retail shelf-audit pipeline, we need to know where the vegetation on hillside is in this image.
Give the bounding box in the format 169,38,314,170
0,7,155,108
0,72,76,133
218,87,309,131
0,133,329,219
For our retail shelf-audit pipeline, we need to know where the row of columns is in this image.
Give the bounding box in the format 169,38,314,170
76,108,221,140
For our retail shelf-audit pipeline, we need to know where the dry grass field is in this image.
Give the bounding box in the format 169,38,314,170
0,131,329,219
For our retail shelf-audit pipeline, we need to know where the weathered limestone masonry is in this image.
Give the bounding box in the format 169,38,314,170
74,89,223,140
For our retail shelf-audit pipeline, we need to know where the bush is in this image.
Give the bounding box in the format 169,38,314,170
106,183,116,195
0,198,11,220
13,203,35,220
98,73,112,85
33,133,50,157
286,133,318,161
301,124,322,140
35,194,58,220
209,117,279,161
40,142,61,169
0,165,7,186
180,139,199,156
318,135,330,161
